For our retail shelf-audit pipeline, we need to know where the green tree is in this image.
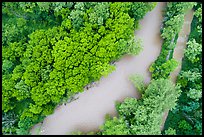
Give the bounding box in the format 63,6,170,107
88,2,110,26
2,112,19,135
186,88,202,101
129,2,157,20
129,74,145,93
99,79,181,135
184,39,202,63
179,70,201,83
164,127,176,135
161,14,184,41
2,60,14,74
125,38,143,55
100,117,130,135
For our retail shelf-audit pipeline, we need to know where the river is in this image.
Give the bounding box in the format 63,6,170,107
30,2,166,135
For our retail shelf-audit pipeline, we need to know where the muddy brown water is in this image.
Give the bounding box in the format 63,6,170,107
30,3,166,135
160,9,194,131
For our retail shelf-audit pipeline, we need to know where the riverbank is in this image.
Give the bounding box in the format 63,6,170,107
30,2,165,135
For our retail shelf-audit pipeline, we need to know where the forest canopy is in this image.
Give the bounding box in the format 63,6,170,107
2,2,156,135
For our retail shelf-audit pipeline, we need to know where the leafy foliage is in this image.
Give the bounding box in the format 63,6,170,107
164,127,176,135
129,2,157,20
184,39,202,63
2,112,19,135
163,3,202,135
149,2,196,80
150,58,179,79
161,14,184,41
129,74,146,93
100,116,130,135
125,38,143,55
99,79,181,135
2,2,155,135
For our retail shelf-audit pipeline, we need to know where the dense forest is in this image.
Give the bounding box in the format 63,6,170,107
163,3,202,135
2,2,156,135
2,2,202,135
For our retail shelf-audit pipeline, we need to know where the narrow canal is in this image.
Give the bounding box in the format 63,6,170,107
160,8,194,131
